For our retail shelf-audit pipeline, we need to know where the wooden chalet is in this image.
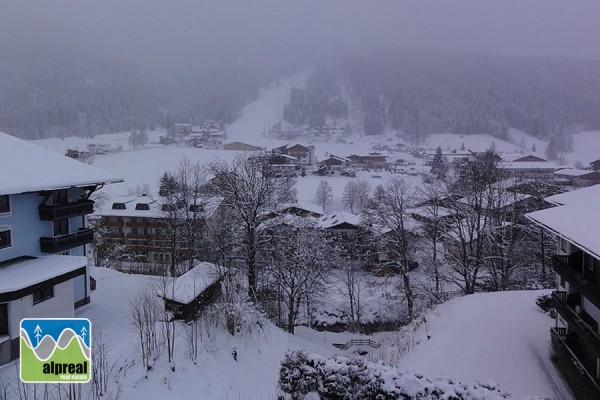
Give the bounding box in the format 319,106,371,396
159,262,226,321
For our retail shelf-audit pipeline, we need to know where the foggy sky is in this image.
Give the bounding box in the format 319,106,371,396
2,0,600,85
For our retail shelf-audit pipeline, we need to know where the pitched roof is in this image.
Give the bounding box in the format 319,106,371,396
554,168,600,178
159,262,224,303
318,211,361,229
512,155,547,162
544,184,600,206
0,131,123,195
527,200,600,261
96,194,224,218
500,160,557,171
287,144,312,152
278,201,324,216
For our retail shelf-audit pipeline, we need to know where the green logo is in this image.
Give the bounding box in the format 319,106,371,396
20,318,91,383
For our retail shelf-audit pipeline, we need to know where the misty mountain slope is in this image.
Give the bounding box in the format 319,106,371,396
0,47,167,140
282,53,600,142
227,71,311,145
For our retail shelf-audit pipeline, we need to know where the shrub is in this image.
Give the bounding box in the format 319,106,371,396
536,294,553,313
277,350,511,400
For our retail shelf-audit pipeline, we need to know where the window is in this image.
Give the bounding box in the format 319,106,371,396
0,229,11,249
112,203,126,210
132,228,138,235
135,203,150,210
0,195,9,214
53,219,69,236
33,285,54,304
0,303,7,336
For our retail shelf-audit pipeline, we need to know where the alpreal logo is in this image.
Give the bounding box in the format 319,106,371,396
20,318,91,383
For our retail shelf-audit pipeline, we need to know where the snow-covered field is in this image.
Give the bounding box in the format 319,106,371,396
0,267,567,399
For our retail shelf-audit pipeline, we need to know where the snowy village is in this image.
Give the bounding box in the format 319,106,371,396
2,2,600,400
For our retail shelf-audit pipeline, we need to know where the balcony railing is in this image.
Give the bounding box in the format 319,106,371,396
550,326,600,393
40,228,94,253
551,291,600,356
553,253,600,311
39,200,94,221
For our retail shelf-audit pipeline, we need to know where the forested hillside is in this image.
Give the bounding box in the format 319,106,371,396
0,45,277,140
284,51,600,143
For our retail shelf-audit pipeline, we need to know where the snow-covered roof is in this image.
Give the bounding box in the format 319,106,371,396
554,168,599,177
457,191,531,209
407,205,454,219
0,255,87,293
527,200,600,261
499,161,557,171
95,194,224,218
279,201,323,216
318,211,361,229
159,262,224,304
277,154,298,161
544,184,600,206
0,131,123,195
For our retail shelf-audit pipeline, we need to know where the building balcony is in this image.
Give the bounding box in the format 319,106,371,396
38,200,95,221
551,291,600,357
40,228,94,253
553,253,600,311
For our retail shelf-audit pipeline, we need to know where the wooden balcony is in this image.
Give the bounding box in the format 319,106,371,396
40,228,94,253
551,291,600,357
553,253,600,311
38,200,94,221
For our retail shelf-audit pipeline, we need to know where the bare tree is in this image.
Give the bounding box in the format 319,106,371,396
479,180,531,290
355,179,371,211
443,150,500,294
343,181,358,213
265,220,332,334
315,180,333,211
130,286,159,371
363,178,417,322
91,216,127,268
208,153,287,301
338,260,368,332
156,271,177,365
91,331,123,400
159,158,210,276
417,182,449,298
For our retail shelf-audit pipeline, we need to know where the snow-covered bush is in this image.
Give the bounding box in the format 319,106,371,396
535,294,553,313
278,350,511,400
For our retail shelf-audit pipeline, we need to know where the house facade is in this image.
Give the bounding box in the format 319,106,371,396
527,184,600,390
0,131,122,365
95,194,224,272
500,155,557,182
554,169,600,187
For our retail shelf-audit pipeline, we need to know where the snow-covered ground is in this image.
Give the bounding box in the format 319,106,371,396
227,71,311,147
398,290,572,399
567,131,600,165
77,267,335,400
0,267,567,399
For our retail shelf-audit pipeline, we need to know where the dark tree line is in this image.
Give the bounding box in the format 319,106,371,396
338,51,600,140
283,67,349,128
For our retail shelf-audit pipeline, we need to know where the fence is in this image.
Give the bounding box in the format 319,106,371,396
332,338,381,351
